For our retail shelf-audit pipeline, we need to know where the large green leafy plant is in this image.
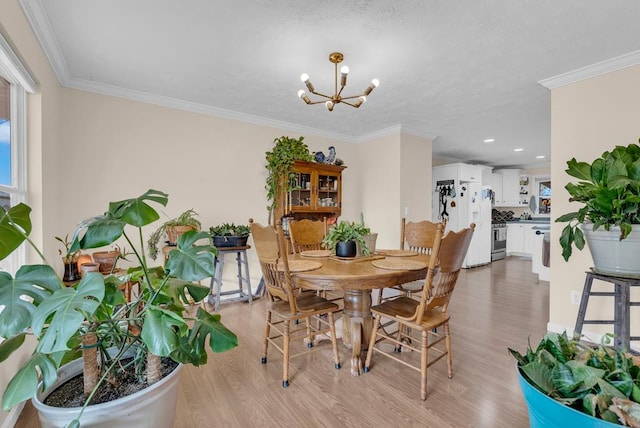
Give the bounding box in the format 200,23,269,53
556,142,640,261
509,332,640,426
265,136,313,219
0,190,237,424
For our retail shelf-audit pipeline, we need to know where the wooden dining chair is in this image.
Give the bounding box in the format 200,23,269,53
364,223,475,400
376,217,447,304
288,218,327,254
249,219,341,388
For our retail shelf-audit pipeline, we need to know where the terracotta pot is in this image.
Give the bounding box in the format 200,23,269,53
80,262,100,277
92,250,120,274
166,225,197,245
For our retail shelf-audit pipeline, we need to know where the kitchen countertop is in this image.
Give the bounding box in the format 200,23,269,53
506,218,550,224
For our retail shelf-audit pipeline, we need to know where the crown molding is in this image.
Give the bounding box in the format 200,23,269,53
18,0,70,86
0,33,37,92
355,124,438,143
539,49,640,89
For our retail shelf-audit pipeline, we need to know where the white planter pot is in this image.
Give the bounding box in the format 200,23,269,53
32,358,182,428
582,223,640,277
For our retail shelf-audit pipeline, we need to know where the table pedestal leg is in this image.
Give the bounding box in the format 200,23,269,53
342,290,372,376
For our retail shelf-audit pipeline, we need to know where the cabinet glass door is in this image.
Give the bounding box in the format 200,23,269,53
316,173,340,209
290,171,312,210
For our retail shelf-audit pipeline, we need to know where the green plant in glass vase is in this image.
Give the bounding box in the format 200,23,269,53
0,189,237,426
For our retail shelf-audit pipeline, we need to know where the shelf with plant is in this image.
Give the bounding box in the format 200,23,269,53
209,223,251,247
146,209,202,260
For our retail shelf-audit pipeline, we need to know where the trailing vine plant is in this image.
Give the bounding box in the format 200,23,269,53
265,136,313,223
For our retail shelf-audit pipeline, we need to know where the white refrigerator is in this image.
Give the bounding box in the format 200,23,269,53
433,180,492,268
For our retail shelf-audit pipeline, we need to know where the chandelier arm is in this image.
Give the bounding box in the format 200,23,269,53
306,100,331,105
340,100,359,108
307,91,333,100
339,94,365,101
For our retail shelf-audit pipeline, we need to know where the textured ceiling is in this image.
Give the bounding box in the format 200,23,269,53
21,0,640,168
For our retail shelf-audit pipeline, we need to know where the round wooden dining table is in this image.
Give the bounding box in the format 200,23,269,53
290,251,430,376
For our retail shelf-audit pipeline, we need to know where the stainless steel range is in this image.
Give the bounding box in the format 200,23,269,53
491,221,507,261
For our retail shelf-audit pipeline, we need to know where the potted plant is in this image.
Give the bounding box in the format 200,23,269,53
322,220,371,258
556,142,640,276
0,189,237,427
265,136,313,223
147,208,202,260
209,223,251,248
509,332,640,427
55,234,81,282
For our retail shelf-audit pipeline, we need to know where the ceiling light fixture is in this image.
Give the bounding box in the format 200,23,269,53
536,155,546,159
483,138,495,143
514,148,524,152
298,52,379,111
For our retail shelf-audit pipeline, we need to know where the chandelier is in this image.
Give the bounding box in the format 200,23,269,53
297,52,379,111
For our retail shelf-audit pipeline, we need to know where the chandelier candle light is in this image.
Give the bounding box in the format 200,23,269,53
298,52,379,111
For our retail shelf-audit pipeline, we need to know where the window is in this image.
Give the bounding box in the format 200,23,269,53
0,33,36,274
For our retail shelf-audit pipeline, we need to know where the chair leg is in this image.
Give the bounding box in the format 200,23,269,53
444,322,453,379
327,312,341,369
305,317,313,348
283,320,290,388
261,310,271,364
364,315,382,372
420,329,428,400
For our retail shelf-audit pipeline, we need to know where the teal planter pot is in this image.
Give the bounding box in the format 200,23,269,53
518,369,620,428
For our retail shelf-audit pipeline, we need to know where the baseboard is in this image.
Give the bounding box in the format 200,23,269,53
1,402,25,428
547,322,640,353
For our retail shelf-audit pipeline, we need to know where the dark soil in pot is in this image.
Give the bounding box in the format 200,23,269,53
44,358,178,408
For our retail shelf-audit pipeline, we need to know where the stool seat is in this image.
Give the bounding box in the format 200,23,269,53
208,245,253,312
575,270,640,352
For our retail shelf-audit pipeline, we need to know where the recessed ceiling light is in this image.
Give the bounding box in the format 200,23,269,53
483,138,495,143
514,148,524,152
536,155,545,159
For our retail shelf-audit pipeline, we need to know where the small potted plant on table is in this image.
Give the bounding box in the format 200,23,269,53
147,209,201,260
210,223,251,248
322,220,370,258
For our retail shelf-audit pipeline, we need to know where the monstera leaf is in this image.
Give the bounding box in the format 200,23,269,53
1,352,59,411
107,189,168,227
31,272,105,354
0,203,32,261
165,230,217,281
0,265,62,338
141,305,188,357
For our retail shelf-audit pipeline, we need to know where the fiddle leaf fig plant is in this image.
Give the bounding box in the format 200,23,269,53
0,189,237,424
555,142,640,261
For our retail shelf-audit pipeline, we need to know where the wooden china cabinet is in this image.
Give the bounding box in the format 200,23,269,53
277,160,346,225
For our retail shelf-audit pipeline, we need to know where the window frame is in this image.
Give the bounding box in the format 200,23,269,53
0,32,36,273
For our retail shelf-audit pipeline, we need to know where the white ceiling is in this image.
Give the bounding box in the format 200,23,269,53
19,0,640,168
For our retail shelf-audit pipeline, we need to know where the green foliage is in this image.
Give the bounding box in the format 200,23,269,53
556,142,640,261
146,208,202,260
0,189,237,417
322,220,371,254
509,332,640,425
209,223,251,237
265,136,313,212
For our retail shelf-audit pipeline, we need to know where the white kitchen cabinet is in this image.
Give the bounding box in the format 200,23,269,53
494,169,524,206
491,173,503,204
506,222,534,257
458,164,482,182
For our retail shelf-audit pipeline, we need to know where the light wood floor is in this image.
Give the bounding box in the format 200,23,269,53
16,256,548,427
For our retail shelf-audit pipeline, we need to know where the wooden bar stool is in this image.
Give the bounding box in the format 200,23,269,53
574,271,640,352
208,245,253,312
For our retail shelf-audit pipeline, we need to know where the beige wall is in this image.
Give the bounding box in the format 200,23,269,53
0,0,64,426
549,64,640,344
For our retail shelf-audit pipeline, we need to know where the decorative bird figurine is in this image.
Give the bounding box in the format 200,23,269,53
325,146,336,164
314,151,325,163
